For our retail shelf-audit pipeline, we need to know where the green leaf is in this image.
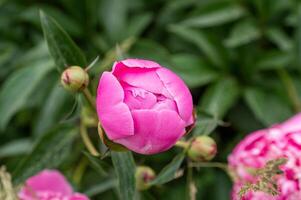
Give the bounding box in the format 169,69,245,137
33,84,74,135
158,0,197,25
181,4,246,28
40,10,86,72
100,0,128,42
244,87,293,126
224,19,260,48
200,78,240,119
295,5,301,69
127,13,153,37
0,44,15,68
83,151,107,176
266,27,292,51
14,42,49,67
13,125,77,184
168,25,227,68
20,5,82,37
129,39,171,66
255,51,292,71
170,54,219,88
84,178,117,197
111,151,136,200
0,60,54,130
193,113,220,136
150,152,185,185
0,139,32,158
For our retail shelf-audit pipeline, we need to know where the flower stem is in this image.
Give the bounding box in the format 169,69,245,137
277,69,301,112
186,161,196,200
175,140,189,149
73,157,88,185
80,122,100,157
82,88,96,109
190,162,228,170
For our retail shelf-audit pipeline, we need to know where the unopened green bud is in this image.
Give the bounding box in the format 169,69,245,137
61,66,89,92
188,136,217,162
135,166,156,190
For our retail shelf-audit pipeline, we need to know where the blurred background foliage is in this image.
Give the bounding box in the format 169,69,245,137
1,0,301,199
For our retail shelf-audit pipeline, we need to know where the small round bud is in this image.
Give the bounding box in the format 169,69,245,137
188,136,217,162
135,166,156,191
61,66,89,92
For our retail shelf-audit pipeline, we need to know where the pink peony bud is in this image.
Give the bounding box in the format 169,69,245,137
61,66,89,92
187,136,217,162
18,169,89,200
135,166,156,190
96,59,194,154
228,113,301,200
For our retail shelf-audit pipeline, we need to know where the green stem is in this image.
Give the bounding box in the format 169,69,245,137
82,88,96,109
80,122,100,156
73,157,88,185
186,162,196,200
277,69,301,112
175,140,189,149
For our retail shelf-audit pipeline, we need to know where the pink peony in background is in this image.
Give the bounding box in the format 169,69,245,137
18,169,89,200
96,58,194,154
228,113,301,200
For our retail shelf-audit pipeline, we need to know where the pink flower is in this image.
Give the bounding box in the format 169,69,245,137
18,170,89,200
96,59,194,154
228,114,301,200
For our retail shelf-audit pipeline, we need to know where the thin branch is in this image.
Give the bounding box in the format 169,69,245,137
80,122,100,157
82,88,96,109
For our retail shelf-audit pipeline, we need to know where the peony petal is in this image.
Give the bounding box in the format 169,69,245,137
156,67,193,125
279,113,301,133
228,130,266,165
97,72,134,140
114,110,186,154
20,170,72,196
112,61,172,98
228,113,301,200
123,84,157,110
152,98,177,111
69,193,90,200
113,59,161,70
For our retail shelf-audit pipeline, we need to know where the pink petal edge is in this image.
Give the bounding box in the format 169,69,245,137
96,72,134,140
156,67,193,125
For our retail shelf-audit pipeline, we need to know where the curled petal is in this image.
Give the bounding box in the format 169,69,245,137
115,110,186,154
152,98,177,111
113,59,161,70
96,72,134,140
112,61,172,98
156,67,193,125
123,84,157,110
